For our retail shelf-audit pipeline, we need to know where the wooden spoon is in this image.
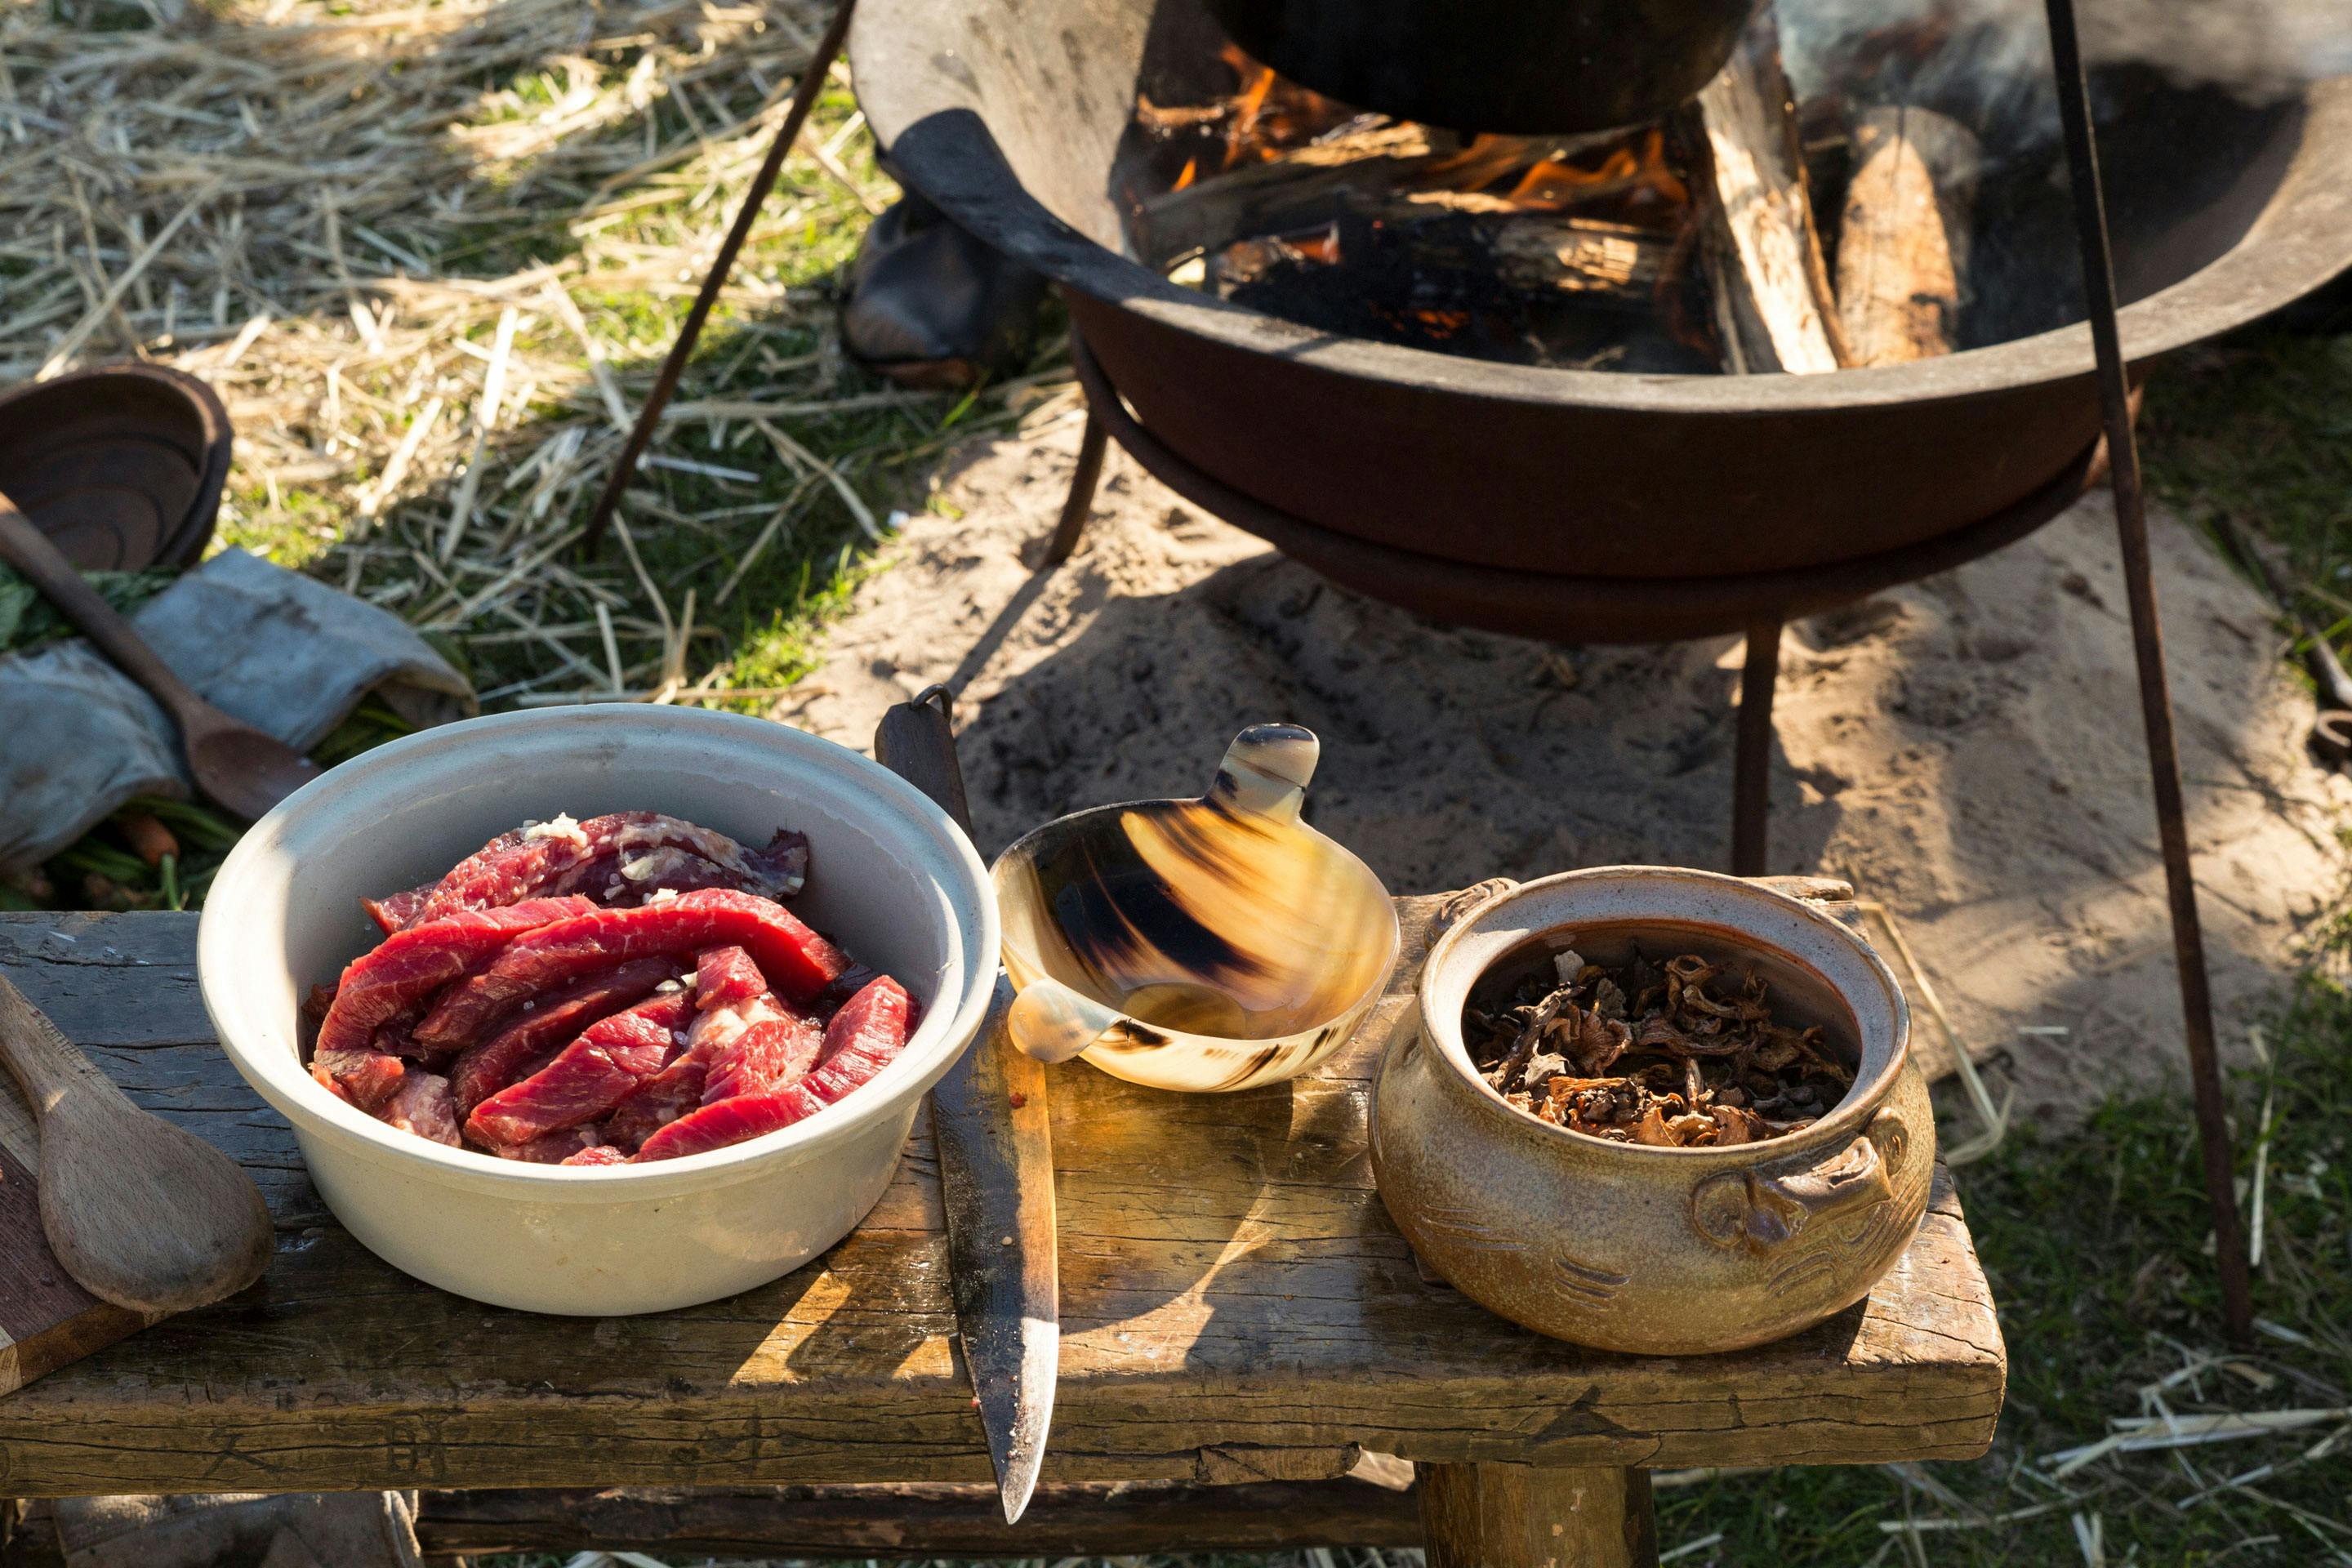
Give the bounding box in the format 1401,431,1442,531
0,973,273,1312
0,492,321,821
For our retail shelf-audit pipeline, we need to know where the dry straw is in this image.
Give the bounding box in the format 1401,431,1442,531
2,0,1073,706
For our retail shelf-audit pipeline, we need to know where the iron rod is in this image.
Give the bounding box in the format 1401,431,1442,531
2042,0,2253,1343
1731,617,1782,876
1045,407,1108,564
581,0,860,556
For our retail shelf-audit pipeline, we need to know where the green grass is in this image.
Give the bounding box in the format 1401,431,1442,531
2145,330,2352,654
1650,970,2351,1565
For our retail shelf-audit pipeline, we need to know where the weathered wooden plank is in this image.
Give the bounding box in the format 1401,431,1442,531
0,906,2004,1496
416,1478,1423,1558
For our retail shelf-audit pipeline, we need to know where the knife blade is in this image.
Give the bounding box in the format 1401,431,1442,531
875,687,1058,1525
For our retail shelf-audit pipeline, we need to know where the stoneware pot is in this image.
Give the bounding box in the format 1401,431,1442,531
1371,868,1932,1355
199,706,998,1315
991,724,1397,1092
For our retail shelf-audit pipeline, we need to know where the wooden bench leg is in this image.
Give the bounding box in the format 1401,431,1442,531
1418,1462,1658,1568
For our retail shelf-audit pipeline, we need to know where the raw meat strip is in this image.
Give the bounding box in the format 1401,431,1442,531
631,978,913,1162
299,983,336,1051
466,992,695,1147
496,1124,609,1164
372,1014,434,1060
602,1052,708,1151
360,886,431,934
392,813,810,929
378,1071,461,1147
700,1001,823,1105
313,1045,407,1111
562,1144,627,1167
416,890,849,1047
807,977,915,1104
695,946,768,1009
445,956,682,1113
315,897,595,1057
555,816,808,906
632,1082,831,1161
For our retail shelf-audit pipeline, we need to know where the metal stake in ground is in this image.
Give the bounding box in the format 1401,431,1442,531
2042,0,2254,1344
581,0,860,557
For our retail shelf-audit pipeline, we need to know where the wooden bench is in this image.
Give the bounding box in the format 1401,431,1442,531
0,898,2003,1566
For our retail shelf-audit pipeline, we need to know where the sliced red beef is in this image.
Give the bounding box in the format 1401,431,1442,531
466,991,694,1147
495,1123,609,1163
562,1144,627,1167
360,886,431,934
602,1045,714,1152
299,983,337,1052
312,1045,408,1111
694,946,768,1009
807,976,915,1104
558,817,808,906
378,1071,461,1147
632,1082,831,1162
372,1014,435,1060
416,890,849,1048
315,896,596,1057
701,1001,823,1105
630,977,911,1162
390,813,810,930
444,956,683,1113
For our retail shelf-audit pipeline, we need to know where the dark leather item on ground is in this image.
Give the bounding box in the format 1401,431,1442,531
842,190,1048,390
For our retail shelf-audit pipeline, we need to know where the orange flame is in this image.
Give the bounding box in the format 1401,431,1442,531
1173,157,1198,191
1501,128,1689,212
1290,228,1340,264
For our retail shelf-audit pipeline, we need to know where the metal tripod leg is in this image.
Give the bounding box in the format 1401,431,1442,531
2045,0,2252,1342
1044,408,1108,565
581,0,860,556
1731,617,1782,877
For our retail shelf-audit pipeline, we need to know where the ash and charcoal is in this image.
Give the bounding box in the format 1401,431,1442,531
1466,945,1855,1147
1197,210,1717,373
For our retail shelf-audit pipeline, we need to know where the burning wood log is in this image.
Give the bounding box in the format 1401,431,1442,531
1835,106,1983,364
1134,125,1614,270
1192,212,1668,313
1679,12,1849,373
1134,123,1438,265
1489,217,1668,297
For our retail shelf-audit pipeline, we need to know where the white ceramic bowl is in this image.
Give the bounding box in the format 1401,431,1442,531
198,706,997,1314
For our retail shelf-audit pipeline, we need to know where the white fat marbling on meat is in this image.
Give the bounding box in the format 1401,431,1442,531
519,812,588,848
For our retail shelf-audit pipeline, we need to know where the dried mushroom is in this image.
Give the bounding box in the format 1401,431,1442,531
1464,944,1853,1146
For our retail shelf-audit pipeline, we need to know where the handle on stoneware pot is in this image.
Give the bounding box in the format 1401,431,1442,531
1004,975,1127,1065
1769,1126,1895,1216
1203,724,1318,823
1689,1119,1900,1254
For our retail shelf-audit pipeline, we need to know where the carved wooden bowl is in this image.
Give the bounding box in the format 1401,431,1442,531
991,724,1399,1092
1371,868,1933,1354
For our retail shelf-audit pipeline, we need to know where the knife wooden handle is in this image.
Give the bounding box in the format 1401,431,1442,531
0,497,212,728
875,685,978,837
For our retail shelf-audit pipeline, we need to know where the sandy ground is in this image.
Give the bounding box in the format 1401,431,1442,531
790,417,2348,1125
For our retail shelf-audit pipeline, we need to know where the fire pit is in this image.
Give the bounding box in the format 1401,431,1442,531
849,0,2351,603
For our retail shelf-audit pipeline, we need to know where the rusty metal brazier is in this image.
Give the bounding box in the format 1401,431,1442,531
1371,868,1933,1355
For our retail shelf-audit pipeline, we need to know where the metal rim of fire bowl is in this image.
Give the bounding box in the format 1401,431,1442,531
848,7,2352,419
1071,333,2107,644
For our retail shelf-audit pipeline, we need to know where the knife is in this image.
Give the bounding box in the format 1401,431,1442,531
875,686,1059,1524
